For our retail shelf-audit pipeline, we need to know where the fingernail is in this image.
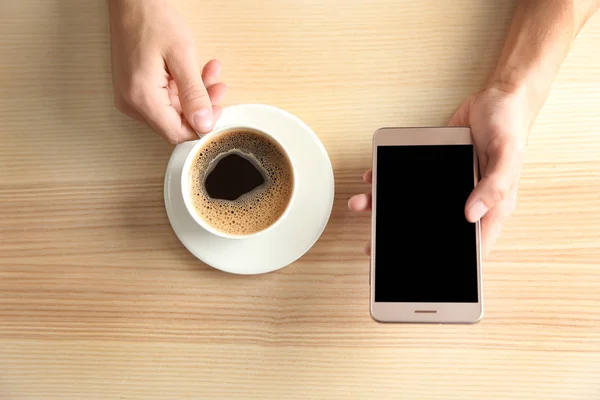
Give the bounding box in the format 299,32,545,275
468,200,488,221
192,108,212,132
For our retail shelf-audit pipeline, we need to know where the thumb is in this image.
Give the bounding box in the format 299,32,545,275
167,48,214,133
465,142,521,222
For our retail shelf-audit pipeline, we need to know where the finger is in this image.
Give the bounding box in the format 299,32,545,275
166,47,214,134
480,208,504,259
207,82,227,105
202,59,222,88
147,107,198,144
348,193,372,212
166,78,179,94
166,79,182,113
167,88,182,114
136,89,199,144
169,81,226,112
212,105,222,126
365,241,371,256
363,169,372,184
193,106,223,136
480,188,517,258
465,142,521,222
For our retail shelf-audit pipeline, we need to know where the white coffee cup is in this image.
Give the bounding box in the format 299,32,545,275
180,124,297,240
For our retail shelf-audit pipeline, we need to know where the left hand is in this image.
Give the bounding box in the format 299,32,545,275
349,85,531,258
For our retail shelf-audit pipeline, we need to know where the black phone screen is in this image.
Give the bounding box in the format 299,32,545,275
374,144,478,303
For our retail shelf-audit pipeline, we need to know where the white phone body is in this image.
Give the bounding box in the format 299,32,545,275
370,127,483,324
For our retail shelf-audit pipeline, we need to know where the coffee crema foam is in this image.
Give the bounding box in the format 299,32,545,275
189,129,294,235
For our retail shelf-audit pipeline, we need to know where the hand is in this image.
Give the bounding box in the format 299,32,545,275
109,0,226,144
449,85,529,257
349,85,531,258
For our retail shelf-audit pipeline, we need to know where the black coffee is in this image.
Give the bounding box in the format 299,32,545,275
204,152,266,201
189,128,294,235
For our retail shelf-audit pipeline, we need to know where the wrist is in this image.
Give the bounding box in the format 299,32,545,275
483,76,538,135
487,59,557,130
108,0,166,17
485,0,579,126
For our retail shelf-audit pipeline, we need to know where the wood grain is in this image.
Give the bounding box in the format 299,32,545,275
1,0,600,399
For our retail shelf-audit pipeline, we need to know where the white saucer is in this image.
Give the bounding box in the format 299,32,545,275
164,104,335,274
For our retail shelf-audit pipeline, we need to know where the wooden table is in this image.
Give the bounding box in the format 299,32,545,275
1,1,599,398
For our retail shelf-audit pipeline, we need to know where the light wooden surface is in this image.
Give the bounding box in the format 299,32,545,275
1,0,600,399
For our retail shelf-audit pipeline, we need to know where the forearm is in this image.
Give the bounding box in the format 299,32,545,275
489,0,599,122
108,0,166,23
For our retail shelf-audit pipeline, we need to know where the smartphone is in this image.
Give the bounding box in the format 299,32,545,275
370,127,483,323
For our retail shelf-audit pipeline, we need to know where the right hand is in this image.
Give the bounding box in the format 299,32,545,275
349,85,531,259
108,0,226,144
448,85,530,258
